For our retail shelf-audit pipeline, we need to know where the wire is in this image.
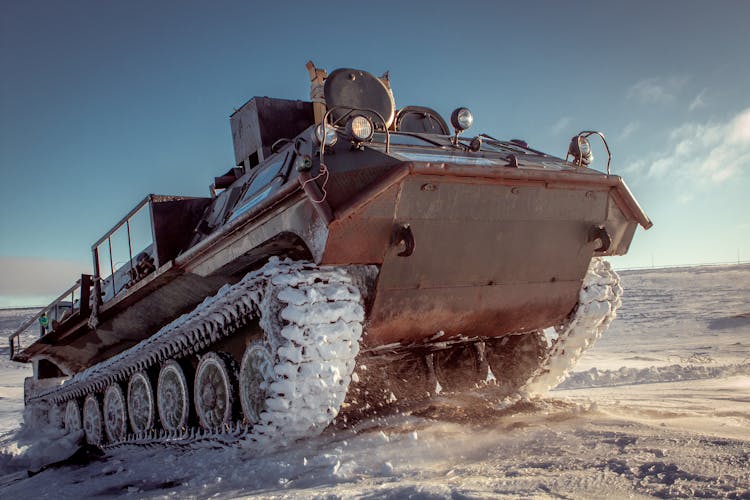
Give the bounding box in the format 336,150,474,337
304,105,391,205
300,161,329,204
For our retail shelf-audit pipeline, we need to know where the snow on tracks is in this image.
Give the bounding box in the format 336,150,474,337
23,258,365,450
522,258,622,395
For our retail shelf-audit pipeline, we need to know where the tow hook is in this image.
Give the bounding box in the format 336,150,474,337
392,224,415,257
589,225,611,252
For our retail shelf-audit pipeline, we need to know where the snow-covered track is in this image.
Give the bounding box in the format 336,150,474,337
102,422,252,450
26,256,621,449
522,258,622,395
27,257,365,448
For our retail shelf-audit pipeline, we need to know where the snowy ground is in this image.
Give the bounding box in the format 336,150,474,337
1,265,749,498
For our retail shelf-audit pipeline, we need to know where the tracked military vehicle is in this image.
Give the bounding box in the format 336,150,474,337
9,62,651,447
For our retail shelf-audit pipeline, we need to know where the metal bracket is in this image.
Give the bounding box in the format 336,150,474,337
392,224,415,257
589,225,612,253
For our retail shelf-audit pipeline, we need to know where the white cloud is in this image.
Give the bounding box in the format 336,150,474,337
627,108,750,192
676,192,694,204
0,257,89,306
627,77,688,104
689,88,708,111
550,116,572,135
621,158,646,175
619,121,640,140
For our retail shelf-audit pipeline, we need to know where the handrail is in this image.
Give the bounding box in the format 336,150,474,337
91,195,156,305
8,309,45,359
7,276,91,359
91,196,151,250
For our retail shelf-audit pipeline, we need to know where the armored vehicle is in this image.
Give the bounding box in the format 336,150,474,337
9,62,651,447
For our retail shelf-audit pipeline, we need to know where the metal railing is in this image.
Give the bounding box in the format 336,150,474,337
7,276,92,359
91,196,156,304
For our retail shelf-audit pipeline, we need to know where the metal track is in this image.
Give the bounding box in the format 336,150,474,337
521,258,622,395
27,257,620,449
28,258,365,449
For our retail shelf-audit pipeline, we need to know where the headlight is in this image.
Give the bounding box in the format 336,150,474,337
347,115,374,142
313,123,337,146
568,134,593,166
450,107,473,131
578,136,591,157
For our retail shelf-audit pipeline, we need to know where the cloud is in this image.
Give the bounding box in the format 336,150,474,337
550,116,572,135
619,121,640,140
627,77,688,104
0,256,89,306
689,88,708,111
625,108,750,193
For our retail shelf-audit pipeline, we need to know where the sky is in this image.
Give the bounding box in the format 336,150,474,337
1,0,749,307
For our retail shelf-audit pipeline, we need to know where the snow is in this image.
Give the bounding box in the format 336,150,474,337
1,264,749,498
522,258,622,395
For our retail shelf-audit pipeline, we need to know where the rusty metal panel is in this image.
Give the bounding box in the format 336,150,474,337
322,183,401,264
359,174,605,345
375,219,594,291
322,216,393,264
364,281,580,346
598,194,639,256
397,177,607,223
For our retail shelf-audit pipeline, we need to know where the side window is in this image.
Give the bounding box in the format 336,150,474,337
228,153,289,222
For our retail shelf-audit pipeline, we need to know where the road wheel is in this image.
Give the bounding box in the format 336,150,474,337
127,371,155,433
157,360,190,432
83,393,104,445
194,352,238,429
103,384,128,442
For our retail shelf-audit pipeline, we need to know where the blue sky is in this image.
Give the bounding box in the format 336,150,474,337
1,0,749,306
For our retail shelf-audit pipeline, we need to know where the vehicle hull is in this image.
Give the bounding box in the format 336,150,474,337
17,161,646,372
325,162,642,345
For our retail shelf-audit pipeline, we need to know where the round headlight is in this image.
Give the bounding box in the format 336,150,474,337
450,107,474,131
578,136,591,157
313,123,337,146
347,115,374,142
568,134,593,166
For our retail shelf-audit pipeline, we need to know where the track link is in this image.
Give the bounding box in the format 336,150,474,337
27,258,365,449
26,257,621,449
521,258,623,395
